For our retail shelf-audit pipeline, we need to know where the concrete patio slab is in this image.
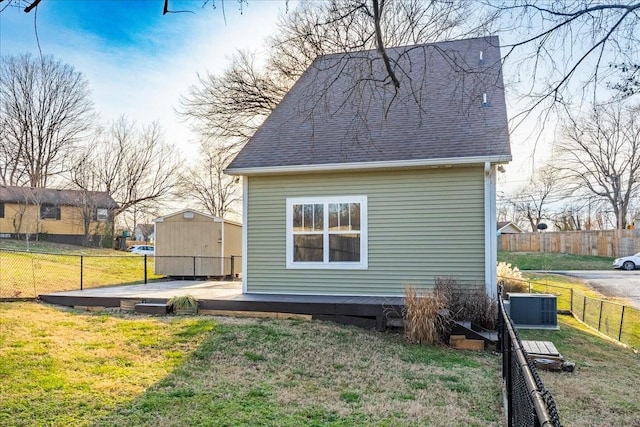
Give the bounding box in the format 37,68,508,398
45,280,242,300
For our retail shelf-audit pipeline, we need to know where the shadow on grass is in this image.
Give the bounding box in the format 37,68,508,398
88,319,503,427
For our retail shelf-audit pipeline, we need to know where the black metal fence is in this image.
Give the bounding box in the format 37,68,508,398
499,276,639,350
0,249,240,299
498,289,562,427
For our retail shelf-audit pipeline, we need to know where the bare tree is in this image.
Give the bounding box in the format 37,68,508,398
8,0,639,116
552,204,583,231
179,0,483,142
0,53,94,187
556,102,640,229
179,140,241,218
508,165,560,232
70,117,182,230
491,1,640,124
610,62,640,98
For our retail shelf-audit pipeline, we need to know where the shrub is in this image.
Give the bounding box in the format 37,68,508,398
168,295,199,314
403,279,499,345
497,262,528,293
434,277,498,331
403,286,448,345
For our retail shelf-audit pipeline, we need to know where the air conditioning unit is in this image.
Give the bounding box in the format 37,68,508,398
506,293,558,330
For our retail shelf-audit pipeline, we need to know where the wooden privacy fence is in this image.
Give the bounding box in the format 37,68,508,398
499,229,640,258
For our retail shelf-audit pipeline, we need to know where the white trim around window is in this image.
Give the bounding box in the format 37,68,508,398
286,196,368,270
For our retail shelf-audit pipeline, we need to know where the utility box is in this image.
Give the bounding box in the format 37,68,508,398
507,293,558,330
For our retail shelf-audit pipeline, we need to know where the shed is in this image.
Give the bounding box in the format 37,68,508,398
153,210,242,278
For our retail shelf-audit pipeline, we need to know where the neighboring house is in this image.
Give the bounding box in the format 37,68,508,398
133,223,155,242
154,210,242,278
225,36,511,298
497,221,524,235
0,185,118,245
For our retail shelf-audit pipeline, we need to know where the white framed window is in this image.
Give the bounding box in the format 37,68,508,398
40,204,61,220
96,208,109,221
286,196,367,269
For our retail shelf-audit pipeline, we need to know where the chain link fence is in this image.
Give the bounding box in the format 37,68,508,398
498,289,562,427
0,250,240,299
499,276,639,350
571,291,639,349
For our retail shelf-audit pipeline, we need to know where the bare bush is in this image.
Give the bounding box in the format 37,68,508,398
497,262,528,293
434,277,498,331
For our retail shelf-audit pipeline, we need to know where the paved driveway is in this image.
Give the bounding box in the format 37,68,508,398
550,270,640,309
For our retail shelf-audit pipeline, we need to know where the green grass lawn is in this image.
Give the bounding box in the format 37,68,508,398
519,315,640,427
0,302,503,427
0,241,163,297
498,251,614,270
2,303,638,427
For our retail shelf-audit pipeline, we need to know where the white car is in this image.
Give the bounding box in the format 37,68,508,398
613,252,640,270
127,245,155,255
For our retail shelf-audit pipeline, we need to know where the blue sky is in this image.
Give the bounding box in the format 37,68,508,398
0,0,289,156
1,0,582,192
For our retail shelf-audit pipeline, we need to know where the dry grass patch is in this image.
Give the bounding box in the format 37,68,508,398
519,315,640,427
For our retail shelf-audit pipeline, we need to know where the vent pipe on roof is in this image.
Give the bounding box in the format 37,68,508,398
479,50,484,65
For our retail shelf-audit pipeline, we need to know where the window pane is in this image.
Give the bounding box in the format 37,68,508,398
329,204,339,231
41,204,59,219
294,235,323,262
329,234,360,262
303,204,313,231
339,203,349,231
293,204,303,231
313,204,323,230
350,203,360,231
96,208,109,221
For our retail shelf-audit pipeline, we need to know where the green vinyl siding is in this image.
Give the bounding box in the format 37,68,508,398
246,167,486,296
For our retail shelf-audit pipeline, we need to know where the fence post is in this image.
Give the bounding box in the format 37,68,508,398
618,305,626,342
230,255,235,279
144,255,148,284
506,342,513,427
598,300,604,331
570,288,574,314
80,255,83,291
193,256,196,277
582,296,587,321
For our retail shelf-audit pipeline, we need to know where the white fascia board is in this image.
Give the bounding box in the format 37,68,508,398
225,155,512,176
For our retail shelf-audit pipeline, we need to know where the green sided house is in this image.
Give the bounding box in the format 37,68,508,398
225,36,511,299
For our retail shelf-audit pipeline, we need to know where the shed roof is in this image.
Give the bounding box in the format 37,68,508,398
154,209,242,227
497,221,524,233
226,36,511,175
0,186,118,209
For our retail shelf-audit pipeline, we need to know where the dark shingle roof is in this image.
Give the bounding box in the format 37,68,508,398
226,36,511,174
0,186,118,209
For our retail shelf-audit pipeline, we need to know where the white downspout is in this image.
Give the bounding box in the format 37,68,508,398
220,219,225,276
242,176,248,294
484,162,497,299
